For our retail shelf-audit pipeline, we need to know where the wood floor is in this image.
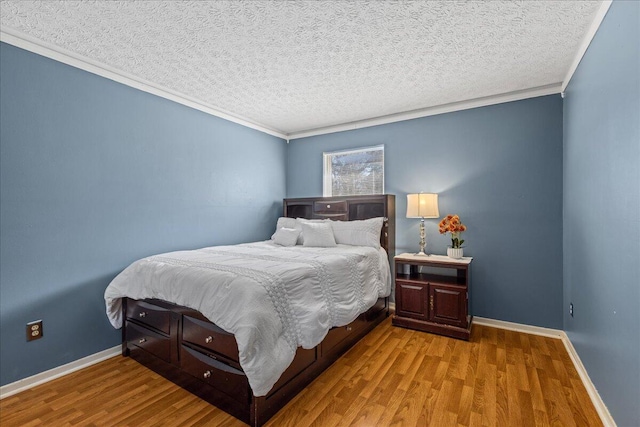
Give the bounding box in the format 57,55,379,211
0,318,602,427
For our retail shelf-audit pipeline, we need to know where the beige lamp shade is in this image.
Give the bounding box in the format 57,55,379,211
406,193,439,218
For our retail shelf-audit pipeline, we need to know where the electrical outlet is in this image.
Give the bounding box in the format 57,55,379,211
27,320,43,341
569,303,574,317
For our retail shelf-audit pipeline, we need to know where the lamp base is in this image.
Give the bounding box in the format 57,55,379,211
416,219,431,256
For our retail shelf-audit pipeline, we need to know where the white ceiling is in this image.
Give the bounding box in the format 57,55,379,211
0,1,605,138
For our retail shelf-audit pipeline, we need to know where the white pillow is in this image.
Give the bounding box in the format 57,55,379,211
271,217,303,244
272,227,301,247
296,217,328,245
330,217,384,249
301,222,337,247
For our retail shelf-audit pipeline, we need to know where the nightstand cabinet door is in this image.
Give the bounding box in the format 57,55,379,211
429,284,467,328
396,281,429,321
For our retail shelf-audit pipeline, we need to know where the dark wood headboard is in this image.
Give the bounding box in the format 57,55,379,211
283,195,396,264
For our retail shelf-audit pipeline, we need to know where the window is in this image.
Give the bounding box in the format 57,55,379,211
323,145,384,197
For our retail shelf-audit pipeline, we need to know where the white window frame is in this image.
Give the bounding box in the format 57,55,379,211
323,145,385,197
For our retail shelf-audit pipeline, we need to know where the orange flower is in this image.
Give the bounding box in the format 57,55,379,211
438,214,467,248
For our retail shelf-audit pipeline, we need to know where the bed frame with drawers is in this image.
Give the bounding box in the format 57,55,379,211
121,195,395,426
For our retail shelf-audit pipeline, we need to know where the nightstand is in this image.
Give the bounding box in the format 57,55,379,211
392,253,473,340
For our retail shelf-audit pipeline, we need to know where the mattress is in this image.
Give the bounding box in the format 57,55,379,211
104,241,391,396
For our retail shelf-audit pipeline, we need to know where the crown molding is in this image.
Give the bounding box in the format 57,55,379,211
288,83,562,140
0,28,288,140
3,8,601,142
561,1,613,92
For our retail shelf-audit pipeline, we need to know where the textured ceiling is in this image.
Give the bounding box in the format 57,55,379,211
1,1,603,136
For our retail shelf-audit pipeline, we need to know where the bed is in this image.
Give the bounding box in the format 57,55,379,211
104,195,395,426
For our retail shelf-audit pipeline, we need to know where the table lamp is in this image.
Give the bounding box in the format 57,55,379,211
406,193,439,255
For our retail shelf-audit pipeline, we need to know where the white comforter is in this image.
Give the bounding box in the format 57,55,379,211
104,241,391,396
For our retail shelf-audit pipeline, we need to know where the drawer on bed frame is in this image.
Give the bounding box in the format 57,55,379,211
182,315,240,363
126,321,171,363
181,345,250,404
321,315,366,357
126,299,171,335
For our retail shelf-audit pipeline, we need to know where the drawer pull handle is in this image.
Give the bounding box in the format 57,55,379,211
346,326,352,332
205,336,213,344
327,204,331,208
203,370,211,379
138,338,147,344
430,295,434,311
138,312,147,318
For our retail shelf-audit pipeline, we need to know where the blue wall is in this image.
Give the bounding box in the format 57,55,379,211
0,43,287,386
563,1,640,425
288,96,564,329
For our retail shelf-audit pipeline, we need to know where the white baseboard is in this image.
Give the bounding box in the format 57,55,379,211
0,345,120,400
472,317,615,427
473,316,564,339
560,331,616,427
